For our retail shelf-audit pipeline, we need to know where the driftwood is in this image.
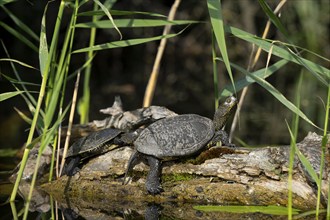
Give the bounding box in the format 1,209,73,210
43,132,329,213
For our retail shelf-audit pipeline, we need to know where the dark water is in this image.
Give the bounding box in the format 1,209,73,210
0,188,287,220
1,181,327,220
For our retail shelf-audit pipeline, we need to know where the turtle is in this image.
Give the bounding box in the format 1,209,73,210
63,128,137,176
124,96,238,194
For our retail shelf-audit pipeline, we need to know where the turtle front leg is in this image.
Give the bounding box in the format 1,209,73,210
63,156,81,176
210,130,236,148
145,156,164,195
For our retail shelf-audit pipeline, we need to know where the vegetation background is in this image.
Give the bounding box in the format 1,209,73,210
0,0,328,151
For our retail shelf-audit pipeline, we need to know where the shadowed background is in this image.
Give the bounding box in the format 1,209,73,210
0,0,329,154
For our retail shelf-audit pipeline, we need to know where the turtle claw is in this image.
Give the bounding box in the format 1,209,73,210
147,185,164,195
146,177,164,195
227,143,236,148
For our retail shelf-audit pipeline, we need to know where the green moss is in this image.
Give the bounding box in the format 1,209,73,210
162,173,197,182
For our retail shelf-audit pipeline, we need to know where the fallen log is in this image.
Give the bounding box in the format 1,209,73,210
43,132,329,211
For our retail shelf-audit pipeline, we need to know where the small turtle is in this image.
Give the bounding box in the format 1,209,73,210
64,128,136,176
124,96,238,194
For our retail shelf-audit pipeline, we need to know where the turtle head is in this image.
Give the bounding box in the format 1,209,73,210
119,128,144,145
213,96,237,131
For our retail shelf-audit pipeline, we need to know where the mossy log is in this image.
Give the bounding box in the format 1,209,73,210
43,132,329,211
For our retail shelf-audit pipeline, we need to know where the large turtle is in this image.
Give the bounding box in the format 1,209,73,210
124,96,238,194
64,128,136,176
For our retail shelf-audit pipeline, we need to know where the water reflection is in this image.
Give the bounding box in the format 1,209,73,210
7,180,161,219
3,180,326,219
10,182,205,220
61,194,162,220
5,188,327,220
61,203,187,220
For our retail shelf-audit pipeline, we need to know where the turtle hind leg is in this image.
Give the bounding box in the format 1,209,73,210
123,150,143,185
63,156,81,176
145,155,164,195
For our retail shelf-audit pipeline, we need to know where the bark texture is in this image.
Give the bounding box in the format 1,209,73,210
43,132,329,211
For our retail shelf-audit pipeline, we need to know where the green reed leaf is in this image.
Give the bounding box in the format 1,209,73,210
78,9,166,18
76,19,198,28
73,31,183,53
207,0,235,92
0,91,24,102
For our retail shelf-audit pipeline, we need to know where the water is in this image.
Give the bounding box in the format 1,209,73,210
0,189,293,220
1,180,326,220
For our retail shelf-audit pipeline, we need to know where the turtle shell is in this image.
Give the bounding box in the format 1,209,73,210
66,128,122,158
134,114,214,159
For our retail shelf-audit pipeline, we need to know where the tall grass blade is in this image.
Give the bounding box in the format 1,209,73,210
285,121,296,220
72,55,96,123
224,25,330,85
10,0,66,203
0,58,37,70
212,33,219,109
221,60,319,128
75,19,198,28
292,72,303,142
78,9,167,17
296,149,320,186
23,104,70,219
10,201,18,220
1,74,40,87
77,0,116,123
257,0,289,40
1,42,38,109
1,6,39,41
14,107,32,125
287,73,302,219
0,21,38,52
79,1,98,124
93,0,122,39
52,0,79,178
73,31,184,53
328,151,330,220
0,91,24,101
44,13,76,127
219,59,288,97
207,0,235,92
320,82,329,217
39,5,49,75
0,0,16,6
